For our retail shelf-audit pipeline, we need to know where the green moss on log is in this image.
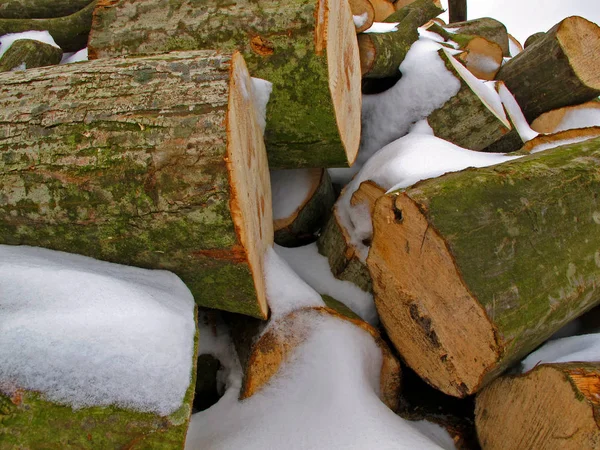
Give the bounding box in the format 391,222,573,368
0,39,62,72
0,0,94,19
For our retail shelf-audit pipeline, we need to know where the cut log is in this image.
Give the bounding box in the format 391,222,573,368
496,16,600,123
519,127,600,154
369,0,395,21
88,0,361,169
368,136,600,397
0,0,94,19
523,31,545,49
427,49,511,150
272,168,336,247
447,0,466,24
358,0,444,78
476,363,600,450
0,39,62,72
0,0,96,52
530,100,600,134
0,51,273,319
349,0,375,33
446,18,509,56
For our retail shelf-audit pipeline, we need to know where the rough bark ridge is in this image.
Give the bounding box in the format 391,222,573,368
0,39,62,72
0,51,273,319
0,0,94,19
88,0,362,169
368,137,600,397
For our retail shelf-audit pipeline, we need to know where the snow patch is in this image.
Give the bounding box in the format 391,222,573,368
271,169,316,221
10,62,26,71
363,22,399,33
353,13,369,28
60,47,88,64
554,108,600,133
529,136,595,154
521,333,600,373
251,77,272,135
497,82,538,142
0,31,59,60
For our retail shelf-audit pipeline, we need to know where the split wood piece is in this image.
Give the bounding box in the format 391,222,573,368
0,39,62,72
369,0,395,21
508,34,523,55
476,363,600,450
426,22,503,80
428,49,511,150
523,31,545,49
317,180,385,293
496,16,600,123
519,127,600,154
531,100,600,134
0,51,273,319
88,0,361,170
237,306,402,411
0,0,96,52
272,168,336,247
358,0,444,78
0,0,94,19
368,136,600,397
446,17,509,56
447,0,466,23
349,0,375,33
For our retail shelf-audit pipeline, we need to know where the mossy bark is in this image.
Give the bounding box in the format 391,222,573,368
0,0,94,19
446,17,509,56
0,39,62,72
368,137,600,397
88,0,362,169
0,51,272,319
0,0,96,51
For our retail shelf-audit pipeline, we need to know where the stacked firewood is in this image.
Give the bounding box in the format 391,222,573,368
1,0,600,448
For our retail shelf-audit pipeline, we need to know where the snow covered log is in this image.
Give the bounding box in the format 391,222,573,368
530,100,600,134
0,0,95,51
0,51,273,319
427,49,511,151
0,39,62,72
446,17,509,56
272,168,336,247
0,0,94,19
358,0,444,78
367,136,600,397
87,0,361,169
475,363,600,450
496,16,600,123
349,0,375,33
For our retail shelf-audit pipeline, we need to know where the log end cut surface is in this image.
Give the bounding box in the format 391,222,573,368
557,16,600,92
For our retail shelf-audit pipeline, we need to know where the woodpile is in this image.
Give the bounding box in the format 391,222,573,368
1,0,600,449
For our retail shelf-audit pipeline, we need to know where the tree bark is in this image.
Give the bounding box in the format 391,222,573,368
496,16,600,123
88,0,361,169
446,17,509,56
358,0,444,78
272,168,336,247
349,0,375,33
0,39,62,72
0,0,94,19
368,136,600,397
447,0,466,24
476,363,600,450
530,100,600,134
523,31,545,49
0,0,95,51
0,51,273,319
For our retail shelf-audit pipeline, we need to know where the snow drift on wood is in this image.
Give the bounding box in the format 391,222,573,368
520,333,600,373
0,245,196,416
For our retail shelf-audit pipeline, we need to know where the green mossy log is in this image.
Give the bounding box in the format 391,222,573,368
0,39,62,72
0,0,94,19
0,1,96,51
0,308,198,450
0,51,273,319
368,137,600,397
476,363,600,450
88,0,362,169
496,16,600,123
447,17,509,56
358,0,444,78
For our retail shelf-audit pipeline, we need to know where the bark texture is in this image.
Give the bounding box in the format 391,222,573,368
447,0,466,23
0,51,273,319
88,0,361,169
447,17,509,56
496,16,600,123
368,137,600,397
0,0,94,19
523,31,545,49
0,39,62,72
476,363,600,450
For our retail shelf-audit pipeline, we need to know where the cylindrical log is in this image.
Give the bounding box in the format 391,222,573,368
0,51,273,319
369,0,395,21
530,100,600,134
88,0,361,169
496,16,600,123
368,137,600,397
476,363,600,450
0,1,96,51
0,39,62,72
446,17,509,56
272,168,336,247
349,0,375,33
0,0,94,19
523,31,545,49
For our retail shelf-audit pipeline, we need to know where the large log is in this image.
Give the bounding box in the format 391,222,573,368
0,51,273,319
88,0,361,169
367,137,600,397
0,0,94,19
476,363,600,449
496,16,600,123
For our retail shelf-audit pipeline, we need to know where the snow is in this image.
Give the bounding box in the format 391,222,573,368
274,243,377,325
468,53,501,73
60,47,88,64
185,311,453,450
554,108,600,132
363,22,399,33
508,36,522,57
271,169,316,221
497,82,539,142
0,31,59,60
251,77,272,135
10,62,26,71
0,245,196,416
336,134,521,260
529,136,596,154
521,333,600,373
353,13,369,28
